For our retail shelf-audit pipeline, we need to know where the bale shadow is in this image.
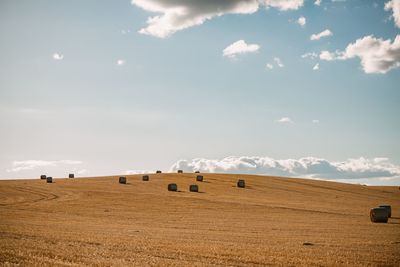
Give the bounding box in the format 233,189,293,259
388,221,400,225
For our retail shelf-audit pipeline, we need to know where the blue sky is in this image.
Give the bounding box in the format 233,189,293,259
1,0,399,185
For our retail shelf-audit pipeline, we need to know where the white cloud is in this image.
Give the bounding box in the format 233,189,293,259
266,63,274,70
266,57,284,69
385,0,400,28
117,59,126,66
52,53,64,60
276,117,292,123
320,35,400,74
310,29,333,41
319,50,341,61
124,170,154,175
274,57,284,67
223,40,260,59
297,16,306,27
131,0,304,38
301,52,318,59
7,160,82,173
310,29,333,40
264,0,304,10
312,119,320,123
169,156,400,181
314,0,322,6
313,63,320,70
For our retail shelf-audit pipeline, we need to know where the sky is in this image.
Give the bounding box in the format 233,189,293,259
0,0,399,185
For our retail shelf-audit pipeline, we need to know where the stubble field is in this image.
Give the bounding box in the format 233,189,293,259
0,173,399,266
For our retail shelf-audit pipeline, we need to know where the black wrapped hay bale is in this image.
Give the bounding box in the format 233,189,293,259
370,207,388,223
196,175,203,182
46,177,53,183
142,175,149,181
177,170,183,173
40,175,47,180
195,171,200,173
189,184,199,192
69,173,74,178
168,183,177,191
237,179,245,188
379,205,392,218
156,170,162,174
119,176,127,184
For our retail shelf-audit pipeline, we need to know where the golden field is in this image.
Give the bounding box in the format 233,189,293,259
0,173,399,266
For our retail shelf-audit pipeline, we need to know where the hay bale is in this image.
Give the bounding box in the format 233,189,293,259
196,175,203,182
237,179,245,188
195,171,200,173
379,205,392,218
177,170,183,173
156,170,162,174
189,184,199,192
119,176,127,184
370,207,388,223
46,177,53,183
69,173,74,178
142,175,149,181
40,175,46,180
168,183,177,191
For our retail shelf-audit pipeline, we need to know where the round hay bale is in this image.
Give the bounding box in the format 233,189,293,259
195,171,200,173
189,184,199,192
196,175,203,182
40,175,47,180
46,177,53,183
156,170,162,174
168,183,177,191
379,205,392,218
69,173,74,178
370,207,388,223
119,176,127,184
177,170,183,173
237,179,245,188
142,175,149,181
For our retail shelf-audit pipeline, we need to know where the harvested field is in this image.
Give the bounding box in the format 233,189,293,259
0,173,399,266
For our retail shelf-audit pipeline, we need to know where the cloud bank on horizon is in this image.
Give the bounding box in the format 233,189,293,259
169,156,400,182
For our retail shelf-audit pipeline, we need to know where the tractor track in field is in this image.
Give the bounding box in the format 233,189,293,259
0,186,59,207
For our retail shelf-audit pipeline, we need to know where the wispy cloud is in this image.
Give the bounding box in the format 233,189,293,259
301,52,318,59
276,117,293,123
310,29,333,40
7,160,82,173
169,156,400,181
117,59,126,66
52,53,64,60
274,57,284,67
223,40,260,59
315,0,322,6
313,63,320,70
125,169,154,175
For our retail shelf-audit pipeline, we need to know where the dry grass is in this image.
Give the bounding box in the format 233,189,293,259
0,173,399,266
